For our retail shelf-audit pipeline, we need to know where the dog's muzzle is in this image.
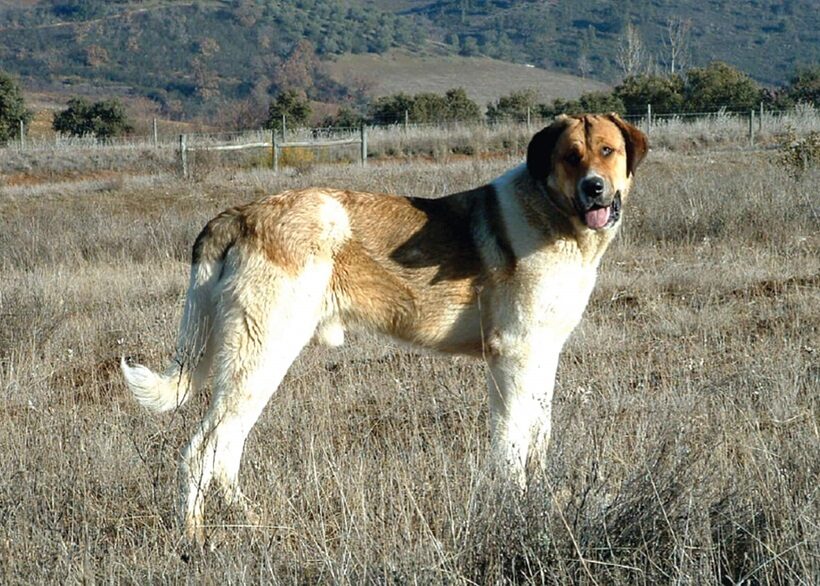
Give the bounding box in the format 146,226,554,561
578,190,622,230
577,176,621,230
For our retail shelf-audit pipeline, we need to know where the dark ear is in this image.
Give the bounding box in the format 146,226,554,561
527,115,571,183
607,113,648,177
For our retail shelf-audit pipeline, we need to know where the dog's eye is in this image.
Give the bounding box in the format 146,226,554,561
601,146,613,157
565,152,581,166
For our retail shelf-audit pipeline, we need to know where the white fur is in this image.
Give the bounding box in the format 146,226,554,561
489,164,601,483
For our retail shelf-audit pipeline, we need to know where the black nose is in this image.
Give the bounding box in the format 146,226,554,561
582,177,605,199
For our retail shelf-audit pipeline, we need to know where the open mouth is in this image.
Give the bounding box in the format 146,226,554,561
581,191,621,230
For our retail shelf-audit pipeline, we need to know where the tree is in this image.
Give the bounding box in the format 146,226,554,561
443,88,481,122
616,24,646,78
411,93,449,123
683,62,762,112
369,89,480,124
661,17,691,75
0,71,32,144
274,40,320,96
540,92,626,118
486,90,538,123
264,90,311,130
782,66,820,107
52,97,133,139
321,106,365,128
370,93,414,124
614,73,685,114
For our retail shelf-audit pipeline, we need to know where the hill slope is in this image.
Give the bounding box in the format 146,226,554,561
0,1,815,121
326,50,608,108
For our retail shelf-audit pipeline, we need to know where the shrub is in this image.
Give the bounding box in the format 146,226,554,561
264,90,312,131
321,107,365,129
279,146,315,172
486,90,537,123
778,128,820,176
540,91,626,118
52,97,133,139
370,88,481,125
615,73,685,115
781,65,820,107
682,62,762,112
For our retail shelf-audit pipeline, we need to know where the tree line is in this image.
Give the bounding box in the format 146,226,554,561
0,63,817,143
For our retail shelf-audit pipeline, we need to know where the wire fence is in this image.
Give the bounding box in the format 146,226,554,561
2,104,817,177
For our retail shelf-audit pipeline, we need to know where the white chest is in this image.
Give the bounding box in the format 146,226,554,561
489,253,599,356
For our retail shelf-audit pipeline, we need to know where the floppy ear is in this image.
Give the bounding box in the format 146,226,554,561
526,115,572,183
607,113,648,177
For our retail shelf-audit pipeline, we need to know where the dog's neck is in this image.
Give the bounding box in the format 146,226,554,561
488,164,621,268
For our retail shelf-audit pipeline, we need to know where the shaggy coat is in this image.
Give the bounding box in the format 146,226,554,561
122,113,648,542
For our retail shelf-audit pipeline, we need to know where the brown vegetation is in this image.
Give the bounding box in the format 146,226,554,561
0,143,817,582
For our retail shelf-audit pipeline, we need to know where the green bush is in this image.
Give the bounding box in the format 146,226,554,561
782,66,819,107
264,90,312,131
52,97,133,139
371,88,481,124
615,74,685,115
486,90,537,123
540,91,626,117
683,62,762,112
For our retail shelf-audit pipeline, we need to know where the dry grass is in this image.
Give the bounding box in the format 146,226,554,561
0,146,817,583
325,49,609,107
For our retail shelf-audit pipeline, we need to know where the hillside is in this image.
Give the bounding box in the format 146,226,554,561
388,0,819,86
0,1,815,121
326,50,609,109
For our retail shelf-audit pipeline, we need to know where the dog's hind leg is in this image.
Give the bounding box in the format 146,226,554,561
178,255,333,542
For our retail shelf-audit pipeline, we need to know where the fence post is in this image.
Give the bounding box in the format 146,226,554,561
272,129,278,174
19,119,25,151
749,110,755,146
526,106,531,132
646,103,652,132
281,115,287,141
152,118,158,148
360,125,368,166
404,110,409,132
179,134,188,178
759,101,763,133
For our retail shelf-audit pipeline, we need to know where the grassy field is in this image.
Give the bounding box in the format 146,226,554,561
0,139,817,583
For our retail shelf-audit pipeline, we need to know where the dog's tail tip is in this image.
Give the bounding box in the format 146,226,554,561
121,356,188,413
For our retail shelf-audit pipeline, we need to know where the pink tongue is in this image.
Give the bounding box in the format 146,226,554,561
585,206,611,229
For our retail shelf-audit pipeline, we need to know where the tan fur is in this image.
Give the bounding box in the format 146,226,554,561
122,114,648,542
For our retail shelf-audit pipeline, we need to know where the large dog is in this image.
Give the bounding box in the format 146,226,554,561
122,113,648,541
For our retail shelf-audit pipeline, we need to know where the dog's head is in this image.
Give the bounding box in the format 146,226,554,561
526,113,648,231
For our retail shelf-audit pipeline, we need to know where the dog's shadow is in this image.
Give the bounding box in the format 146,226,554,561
389,196,482,285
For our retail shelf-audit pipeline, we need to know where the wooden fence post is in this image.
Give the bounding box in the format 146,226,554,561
526,106,531,132
152,118,158,148
272,130,278,174
749,110,755,146
759,101,764,133
404,110,409,132
646,103,652,132
19,119,25,151
179,134,188,178
281,115,287,141
360,125,368,166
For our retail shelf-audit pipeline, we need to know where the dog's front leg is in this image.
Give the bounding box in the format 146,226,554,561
486,342,560,489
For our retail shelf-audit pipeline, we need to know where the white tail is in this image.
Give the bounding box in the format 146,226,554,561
122,250,222,413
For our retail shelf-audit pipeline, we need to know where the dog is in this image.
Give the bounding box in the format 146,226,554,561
122,113,648,542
